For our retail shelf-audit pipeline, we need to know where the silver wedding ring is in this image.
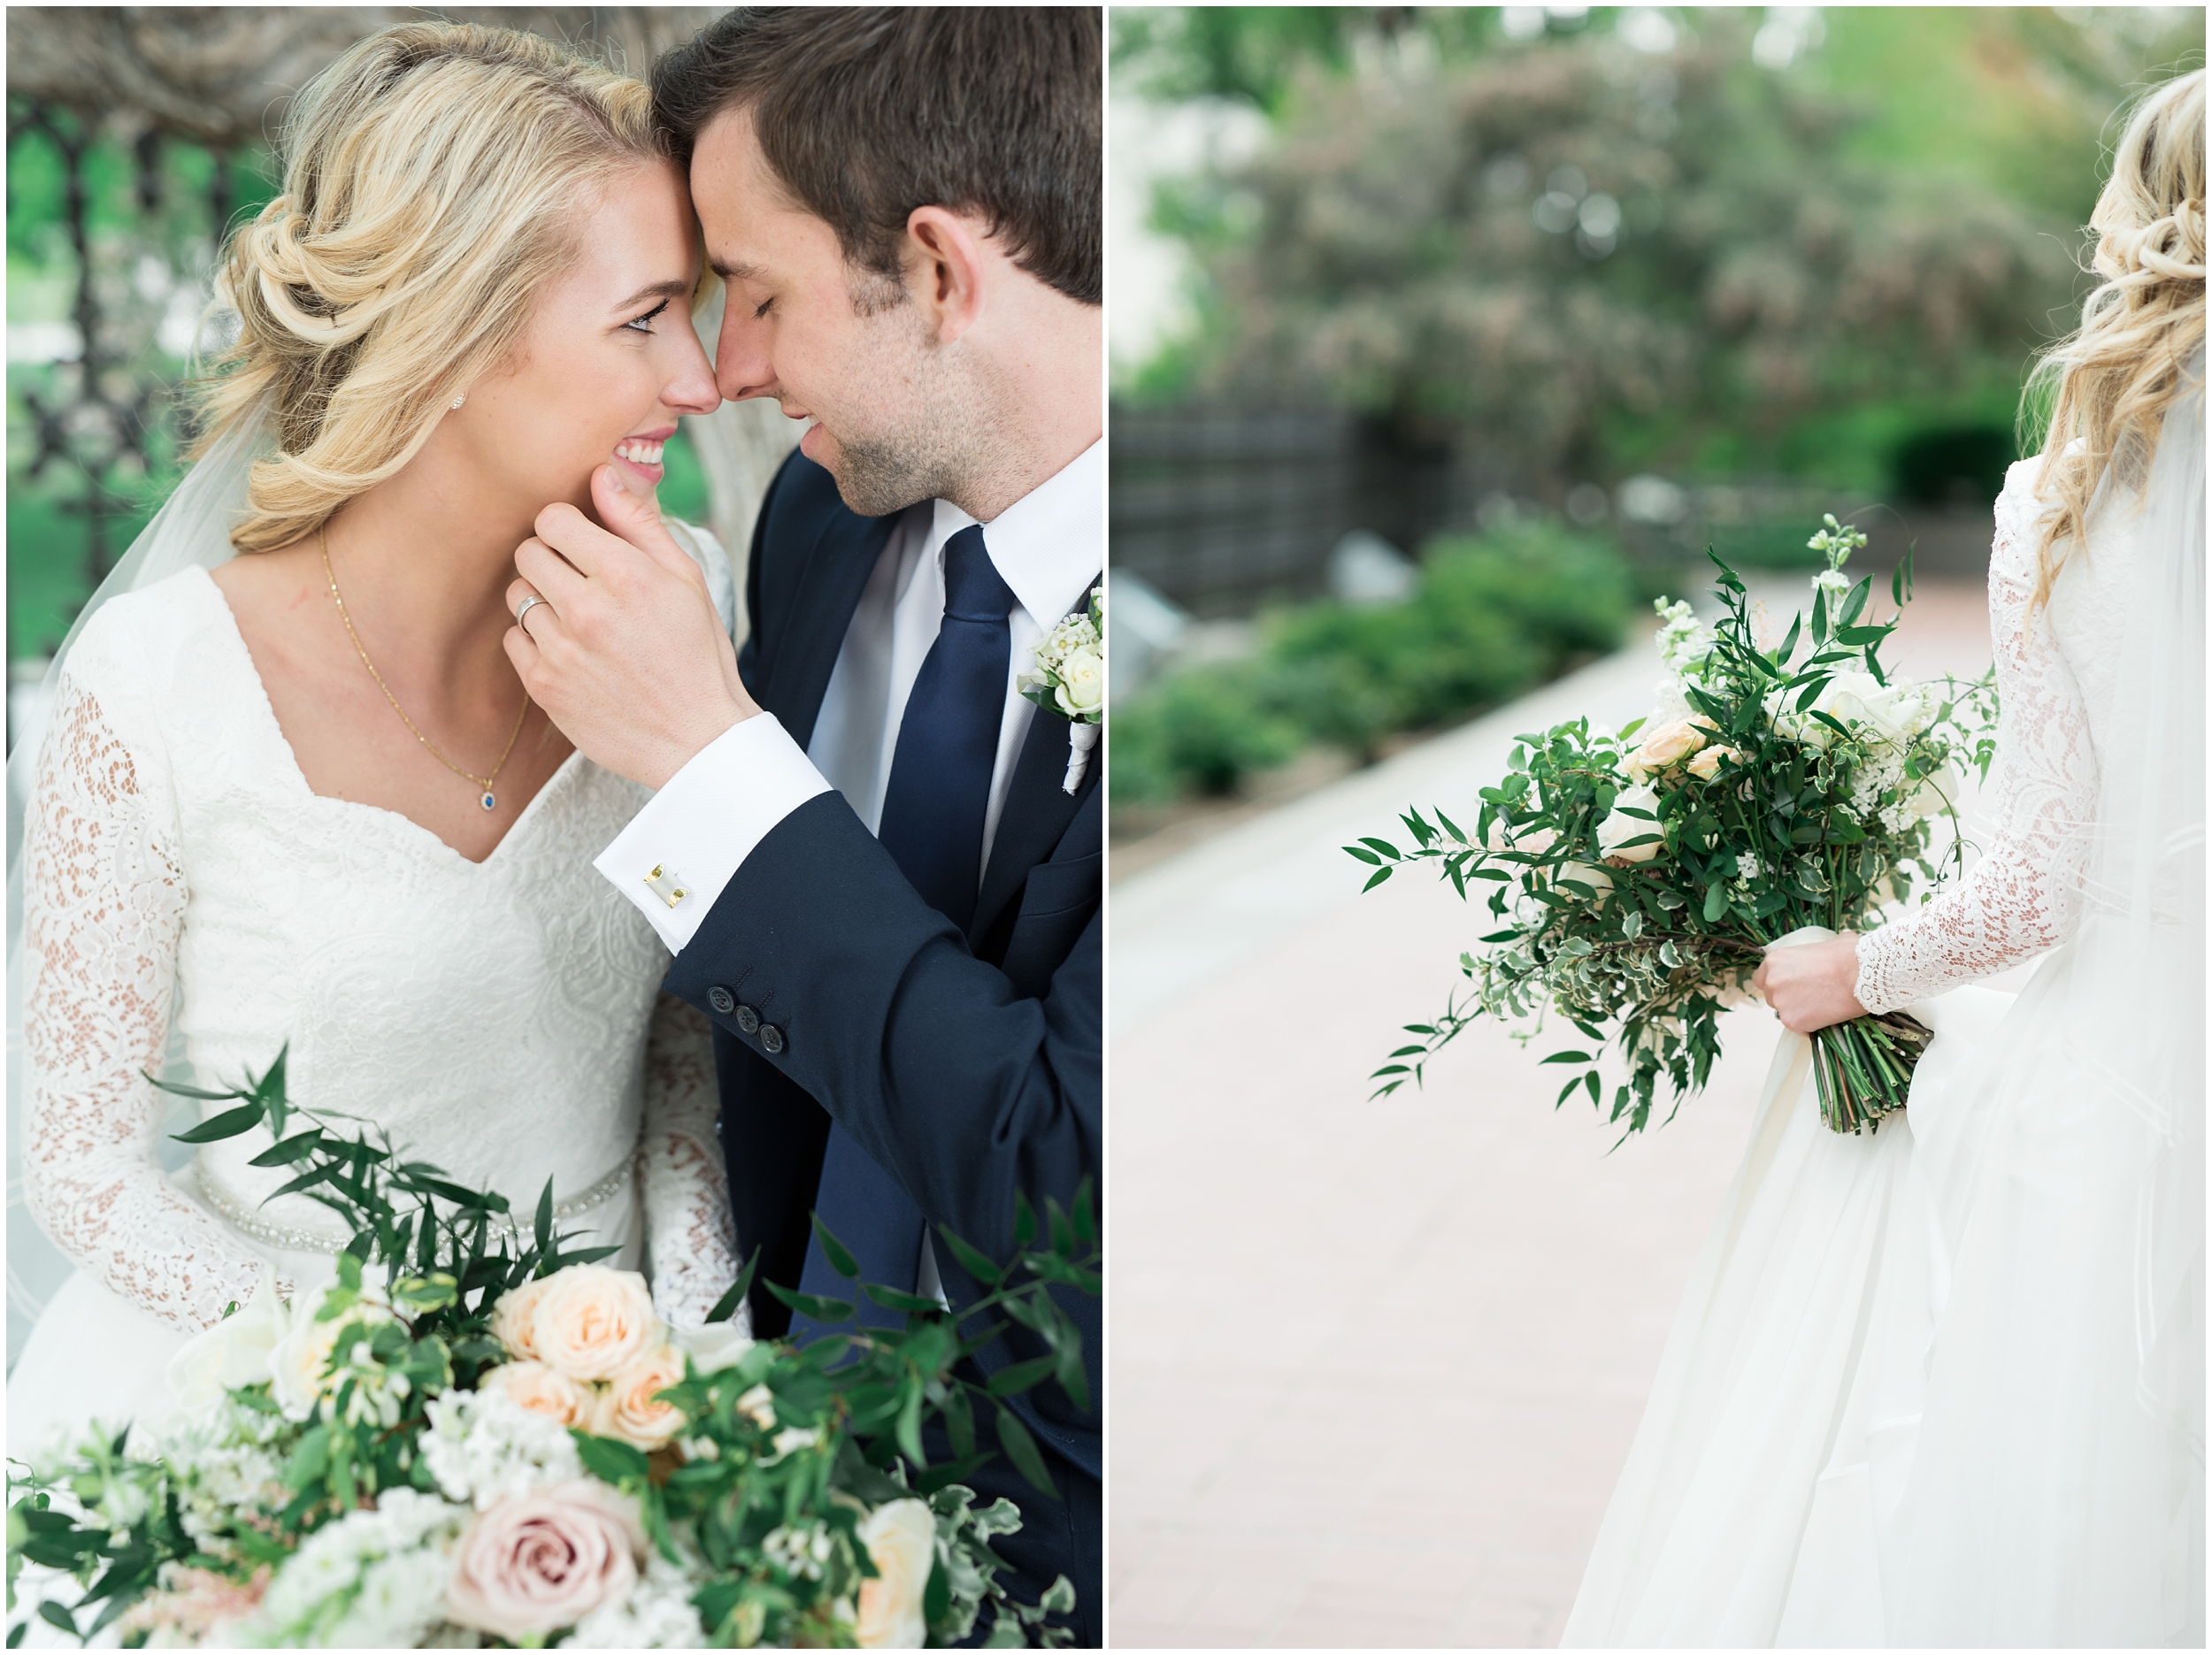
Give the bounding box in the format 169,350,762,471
514,594,547,635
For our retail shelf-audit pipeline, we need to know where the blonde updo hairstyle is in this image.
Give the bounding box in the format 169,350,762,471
197,23,666,554
2024,68,2205,611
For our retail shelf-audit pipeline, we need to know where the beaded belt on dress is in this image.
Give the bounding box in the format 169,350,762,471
192,1145,639,1254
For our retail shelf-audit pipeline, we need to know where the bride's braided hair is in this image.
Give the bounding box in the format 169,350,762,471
2024,68,2204,612
194,23,664,554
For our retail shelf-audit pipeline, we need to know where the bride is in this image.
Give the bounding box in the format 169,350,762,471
1564,70,2203,1647
8,21,746,1449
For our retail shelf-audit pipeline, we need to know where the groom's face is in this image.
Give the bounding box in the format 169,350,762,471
690,109,972,516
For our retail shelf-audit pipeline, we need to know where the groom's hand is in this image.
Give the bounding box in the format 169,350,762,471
505,464,759,791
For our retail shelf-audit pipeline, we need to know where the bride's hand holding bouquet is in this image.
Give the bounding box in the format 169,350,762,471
1353,518,1998,1139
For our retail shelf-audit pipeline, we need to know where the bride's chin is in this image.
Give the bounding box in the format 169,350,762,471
612,450,665,489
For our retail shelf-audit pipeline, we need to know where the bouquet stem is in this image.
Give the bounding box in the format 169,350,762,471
1809,1011,1934,1134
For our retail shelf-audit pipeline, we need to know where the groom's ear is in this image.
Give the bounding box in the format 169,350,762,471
903,206,990,344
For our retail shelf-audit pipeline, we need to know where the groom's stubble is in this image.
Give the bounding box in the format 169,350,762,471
822,289,1012,523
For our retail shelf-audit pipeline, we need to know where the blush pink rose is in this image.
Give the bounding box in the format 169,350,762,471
444,1480,646,1641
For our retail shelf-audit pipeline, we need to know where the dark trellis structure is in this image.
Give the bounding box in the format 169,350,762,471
6,97,239,593
4,6,726,634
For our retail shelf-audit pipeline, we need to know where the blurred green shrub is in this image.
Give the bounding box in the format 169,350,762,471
1113,521,1632,803
1110,662,1302,802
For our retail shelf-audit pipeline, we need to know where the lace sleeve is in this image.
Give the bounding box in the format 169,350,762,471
639,991,745,1331
1855,485,2098,1012
22,670,272,1332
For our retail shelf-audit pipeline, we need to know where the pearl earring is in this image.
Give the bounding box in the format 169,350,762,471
449,394,465,410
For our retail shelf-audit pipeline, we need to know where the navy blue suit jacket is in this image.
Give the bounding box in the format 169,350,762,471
662,451,1101,1644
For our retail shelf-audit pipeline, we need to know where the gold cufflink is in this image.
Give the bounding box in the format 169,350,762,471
643,863,690,908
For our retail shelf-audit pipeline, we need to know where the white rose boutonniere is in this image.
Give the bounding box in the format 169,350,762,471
1018,583,1104,794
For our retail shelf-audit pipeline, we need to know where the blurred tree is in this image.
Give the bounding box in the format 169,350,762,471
1119,6,2203,496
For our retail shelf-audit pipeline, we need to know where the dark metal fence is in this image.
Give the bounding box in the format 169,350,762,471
1109,405,1508,618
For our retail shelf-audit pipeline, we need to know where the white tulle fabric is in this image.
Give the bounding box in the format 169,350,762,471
10,550,745,1449
1566,395,2203,1647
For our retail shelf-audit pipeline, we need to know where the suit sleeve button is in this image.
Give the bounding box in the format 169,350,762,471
708,986,736,1015
760,1024,786,1054
736,1004,761,1035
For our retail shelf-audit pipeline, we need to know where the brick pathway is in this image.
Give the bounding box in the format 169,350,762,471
1106,578,1999,1647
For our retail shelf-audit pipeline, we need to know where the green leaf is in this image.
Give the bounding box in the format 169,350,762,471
705,1246,760,1326
172,1102,265,1144
935,1226,1007,1287
1363,866,1394,892
1778,610,1802,664
1703,881,1730,922
809,1214,861,1279
572,1431,651,1485
764,1282,855,1323
36,1604,74,1638
1342,844,1380,865
862,1283,945,1315
247,1129,324,1168
1540,1050,1593,1065
1358,837,1402,862
943,1383,978,1460
896,1383,926,1468
987,1357,1058,1397
995,1404,1057,1498
1012,1189,1037,1252
1435,808,1466,843
1071,1178,1097,1245
533,1181,554,1264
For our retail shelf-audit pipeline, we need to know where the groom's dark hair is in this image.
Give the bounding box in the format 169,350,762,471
649,7,1100,308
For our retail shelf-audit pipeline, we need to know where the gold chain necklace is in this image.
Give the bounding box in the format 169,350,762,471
320,525,529,812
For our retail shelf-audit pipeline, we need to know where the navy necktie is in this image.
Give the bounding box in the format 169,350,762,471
794,525,1015,1336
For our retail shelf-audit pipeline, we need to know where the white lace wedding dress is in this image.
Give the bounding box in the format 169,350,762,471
1563,433,2204,1646
9,557,744,1452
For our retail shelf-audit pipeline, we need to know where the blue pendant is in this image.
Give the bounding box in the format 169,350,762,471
480,791,496,811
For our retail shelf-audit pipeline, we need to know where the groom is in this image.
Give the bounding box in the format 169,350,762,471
503,8,1101,1644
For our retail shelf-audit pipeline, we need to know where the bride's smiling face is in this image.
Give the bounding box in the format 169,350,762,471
455,159,718,520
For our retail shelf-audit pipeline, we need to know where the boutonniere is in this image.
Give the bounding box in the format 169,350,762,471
1018,583,1103,794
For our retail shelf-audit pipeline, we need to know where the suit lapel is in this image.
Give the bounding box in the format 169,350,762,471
971,573,1103,943
771,509,899,751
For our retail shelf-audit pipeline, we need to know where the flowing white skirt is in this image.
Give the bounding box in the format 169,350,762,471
1563,953,2203,1647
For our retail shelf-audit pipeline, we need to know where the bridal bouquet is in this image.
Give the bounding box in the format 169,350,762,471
8,1054,1095,1648
1349,519,1997,1139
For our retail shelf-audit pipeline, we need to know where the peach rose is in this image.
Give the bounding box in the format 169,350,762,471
490,1276,549,1363
595,1344,687,1451
855,1499,936,1648
528,1265,658,1382
486,1360,595,1429
444,1481,645,1642
1624,717,1706,778
1685,743,1742,782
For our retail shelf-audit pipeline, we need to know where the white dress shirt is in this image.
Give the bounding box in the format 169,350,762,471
597,440,1102,953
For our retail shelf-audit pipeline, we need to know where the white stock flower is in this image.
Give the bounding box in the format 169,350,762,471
1812,568,1852,600
421,1385,583,1510
1596,784,1665,864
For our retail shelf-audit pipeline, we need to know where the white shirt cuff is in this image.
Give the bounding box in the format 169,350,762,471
595,713,833,954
